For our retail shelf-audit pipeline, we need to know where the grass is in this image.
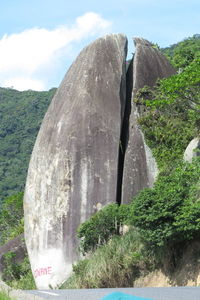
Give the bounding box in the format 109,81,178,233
2,255,36,290
7,270,36,290
0,291,14,300
62,229,152,289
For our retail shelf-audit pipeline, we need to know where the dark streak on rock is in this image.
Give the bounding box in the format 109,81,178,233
116,58,133,205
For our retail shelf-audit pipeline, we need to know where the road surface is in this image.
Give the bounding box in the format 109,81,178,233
25,286,200,300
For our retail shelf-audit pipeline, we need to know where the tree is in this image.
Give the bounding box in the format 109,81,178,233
0,192,24,245
136,58,200,170
129,160,200,249
77,204,129,254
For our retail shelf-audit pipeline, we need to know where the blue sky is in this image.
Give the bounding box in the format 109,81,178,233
0,0,199,91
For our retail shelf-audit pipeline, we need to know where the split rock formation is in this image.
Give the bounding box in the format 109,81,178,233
24,34,176,289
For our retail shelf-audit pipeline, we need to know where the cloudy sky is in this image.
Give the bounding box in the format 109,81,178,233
0,0,199,91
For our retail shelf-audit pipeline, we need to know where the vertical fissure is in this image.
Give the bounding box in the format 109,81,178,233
116,58,133,205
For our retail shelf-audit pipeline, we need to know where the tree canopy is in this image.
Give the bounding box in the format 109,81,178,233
0,87,56,202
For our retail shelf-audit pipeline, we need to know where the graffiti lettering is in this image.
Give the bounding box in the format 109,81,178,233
34,266,52,278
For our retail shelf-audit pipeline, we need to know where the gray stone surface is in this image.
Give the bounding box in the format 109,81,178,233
184,137,200,162
121,38,175,204
24,34,127,289
132,38,175,91
0,234,26,279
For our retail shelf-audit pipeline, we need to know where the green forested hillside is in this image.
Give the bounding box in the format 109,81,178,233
0,87,56,202
161,33,200,68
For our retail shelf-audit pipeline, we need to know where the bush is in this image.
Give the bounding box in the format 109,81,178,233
129,159,200,249
2,252,36,290
77,203,129,254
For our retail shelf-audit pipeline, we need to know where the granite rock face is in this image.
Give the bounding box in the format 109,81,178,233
24,34,127,289
184,138,200,162
121,38,176,204
132,38,175,90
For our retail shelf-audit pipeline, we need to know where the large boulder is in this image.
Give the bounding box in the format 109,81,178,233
24,34,127,289
121,38,176,204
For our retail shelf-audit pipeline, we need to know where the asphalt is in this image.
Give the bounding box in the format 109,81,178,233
25,286,200,300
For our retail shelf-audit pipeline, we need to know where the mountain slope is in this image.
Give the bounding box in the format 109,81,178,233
0,87,56,202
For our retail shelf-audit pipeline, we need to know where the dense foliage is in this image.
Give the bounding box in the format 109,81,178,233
161,34,200,68
2,252,35,290
136,58,200,170
129,160,200,248
77,204,129,254
0,87,56,202
0,192,24,245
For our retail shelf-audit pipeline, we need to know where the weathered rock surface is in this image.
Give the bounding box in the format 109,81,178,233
0,234,26,280
24,34,127,289
184,137,200,162
121,38,175,204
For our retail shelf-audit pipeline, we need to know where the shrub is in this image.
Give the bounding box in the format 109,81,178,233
2,252,36,290
129,159,200,249
77,203,129,254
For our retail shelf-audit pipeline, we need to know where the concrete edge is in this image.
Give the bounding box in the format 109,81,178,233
0,280,11,293
0,280,45,300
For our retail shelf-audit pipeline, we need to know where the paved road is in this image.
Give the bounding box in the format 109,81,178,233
25,286,200,300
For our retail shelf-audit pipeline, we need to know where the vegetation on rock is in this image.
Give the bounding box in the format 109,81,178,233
136,58,200,171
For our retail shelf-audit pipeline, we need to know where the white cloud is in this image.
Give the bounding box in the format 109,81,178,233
0,12,112,91
3,77,45,91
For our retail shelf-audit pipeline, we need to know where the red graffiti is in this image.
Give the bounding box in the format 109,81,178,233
34,266,52,278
